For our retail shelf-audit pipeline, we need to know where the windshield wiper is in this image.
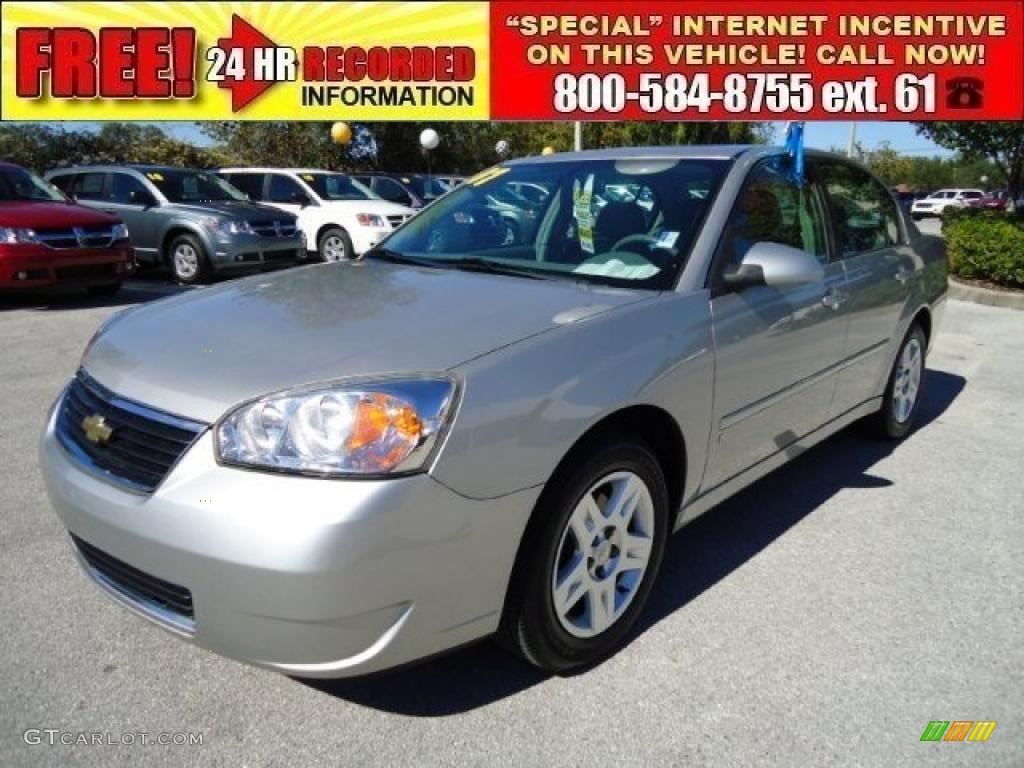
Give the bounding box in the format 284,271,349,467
442,256,548,280
363,247,446,269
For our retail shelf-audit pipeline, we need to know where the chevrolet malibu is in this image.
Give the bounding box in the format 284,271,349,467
40,146,947,676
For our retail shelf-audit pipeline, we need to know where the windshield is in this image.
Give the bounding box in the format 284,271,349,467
405,175,448,200
300,172,375,201
377,158,729,289
144,170,248,203
0,167,65,202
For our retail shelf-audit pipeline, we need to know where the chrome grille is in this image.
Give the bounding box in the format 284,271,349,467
250,219,297,238
34,224,117,250
56,372,206,493
386,214,410,229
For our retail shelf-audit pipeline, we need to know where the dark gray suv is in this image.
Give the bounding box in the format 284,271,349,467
46,165,304,284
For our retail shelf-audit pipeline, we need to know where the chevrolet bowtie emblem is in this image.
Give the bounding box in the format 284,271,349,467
81,413,113,444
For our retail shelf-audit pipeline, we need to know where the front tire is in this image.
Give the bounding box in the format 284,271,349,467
868,323,927,439
318,227,353,262
499,441,669,673
167,234,210,285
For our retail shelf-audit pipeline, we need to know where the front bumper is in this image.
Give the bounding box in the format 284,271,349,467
39,398,538,678
347,225,395,256
210,233,305,271
0,243,135,288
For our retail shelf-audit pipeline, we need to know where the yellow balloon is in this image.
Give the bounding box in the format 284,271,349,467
331,122,353,145
541,146,556,155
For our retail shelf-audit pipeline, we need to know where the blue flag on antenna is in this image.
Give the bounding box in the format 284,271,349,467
784,121,805,184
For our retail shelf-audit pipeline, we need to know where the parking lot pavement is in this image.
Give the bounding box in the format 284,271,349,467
1,293,1021,768
915,217,943,237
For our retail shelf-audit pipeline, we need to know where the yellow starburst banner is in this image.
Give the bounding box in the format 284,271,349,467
0,1,490,120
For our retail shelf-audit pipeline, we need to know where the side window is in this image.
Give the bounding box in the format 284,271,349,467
722,162,828,269
374,178,414,205
224,173,264,200
50,174,74,194
267,174,304,203
70,172,106,201
108,173,150,205
817,162,902,257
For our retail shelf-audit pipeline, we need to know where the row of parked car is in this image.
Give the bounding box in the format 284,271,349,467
893,187,1016,220
0,161,465,294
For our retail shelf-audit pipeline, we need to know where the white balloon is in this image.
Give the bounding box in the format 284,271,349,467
420,128,440,150
495,140,510,157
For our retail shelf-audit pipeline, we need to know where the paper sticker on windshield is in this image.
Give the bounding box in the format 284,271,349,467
301,174,315,181
573,175,596,254
146,172,164,181
654,231,679,249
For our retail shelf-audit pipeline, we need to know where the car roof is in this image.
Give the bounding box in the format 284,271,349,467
218,167,351,175
503,145,770,165
48,164,202,174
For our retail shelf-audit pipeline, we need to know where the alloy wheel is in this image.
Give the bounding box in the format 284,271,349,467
173,243,199,280
322,235,348,262
892,337,923,423
551,471,655,638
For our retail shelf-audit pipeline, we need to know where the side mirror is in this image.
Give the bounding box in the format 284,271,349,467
724,241,824,289
289,192,313,207
130,189,156,208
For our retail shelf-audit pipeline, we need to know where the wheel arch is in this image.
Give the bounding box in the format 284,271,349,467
542,404,687,524
160,223,207,264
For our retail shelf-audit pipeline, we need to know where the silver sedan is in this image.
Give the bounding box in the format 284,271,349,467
39,146,947,676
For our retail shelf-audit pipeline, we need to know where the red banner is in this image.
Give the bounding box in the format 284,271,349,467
491,1,1024,120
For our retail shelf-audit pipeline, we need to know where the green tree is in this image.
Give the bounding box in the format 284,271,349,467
200,121,769,175
0,123,228,172
913,122,1024,198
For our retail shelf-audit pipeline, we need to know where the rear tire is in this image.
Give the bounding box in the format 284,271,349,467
167,234,210,285
318,227,353,262
498,441,669,673
867,323,927,439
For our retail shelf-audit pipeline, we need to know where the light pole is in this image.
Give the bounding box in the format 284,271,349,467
574,121,583,152
847,122,858,158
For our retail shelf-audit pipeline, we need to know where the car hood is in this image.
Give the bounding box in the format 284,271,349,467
164,200,292,220
83,261,650,423
0,201,119,228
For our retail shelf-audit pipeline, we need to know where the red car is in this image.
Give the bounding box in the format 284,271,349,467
0,162,134,295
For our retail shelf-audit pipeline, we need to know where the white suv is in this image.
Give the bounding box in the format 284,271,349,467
910,188,984,219
218,168,415,260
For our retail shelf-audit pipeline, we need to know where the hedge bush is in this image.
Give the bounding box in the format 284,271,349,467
942,211,1024,288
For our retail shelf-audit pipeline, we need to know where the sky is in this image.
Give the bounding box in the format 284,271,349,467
16,120,952,157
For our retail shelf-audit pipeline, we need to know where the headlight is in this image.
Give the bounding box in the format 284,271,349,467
216,377,458,477
0,227,37,244
111,223,129,241
355,213,386,227
206,218,253,235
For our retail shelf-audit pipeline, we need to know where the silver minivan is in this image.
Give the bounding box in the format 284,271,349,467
40,146,947,677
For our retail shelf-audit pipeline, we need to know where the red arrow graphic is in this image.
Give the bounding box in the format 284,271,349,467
214,14,281,112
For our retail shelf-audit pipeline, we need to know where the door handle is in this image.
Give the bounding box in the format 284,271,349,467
822,287,844,310
894,266,913,283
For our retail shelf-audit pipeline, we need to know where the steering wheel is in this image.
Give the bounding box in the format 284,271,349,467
611,233,660,254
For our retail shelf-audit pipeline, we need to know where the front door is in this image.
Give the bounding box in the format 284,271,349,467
103,171,160,262
704,160,849,489
814,160,916,411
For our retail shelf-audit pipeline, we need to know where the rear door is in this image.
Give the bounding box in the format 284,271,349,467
704,160,848,489
814,160,915,411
